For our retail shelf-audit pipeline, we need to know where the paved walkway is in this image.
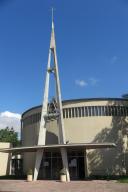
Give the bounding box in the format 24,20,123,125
0,180,128,192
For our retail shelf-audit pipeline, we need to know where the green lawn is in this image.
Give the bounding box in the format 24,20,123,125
118,178,128,183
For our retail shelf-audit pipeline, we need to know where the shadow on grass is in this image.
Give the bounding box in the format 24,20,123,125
87,175,128,181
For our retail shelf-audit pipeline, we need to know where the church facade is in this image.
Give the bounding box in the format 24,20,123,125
21,98,128,179
0,15,128,181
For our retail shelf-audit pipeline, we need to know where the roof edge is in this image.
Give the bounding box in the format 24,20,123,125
22,97,128,117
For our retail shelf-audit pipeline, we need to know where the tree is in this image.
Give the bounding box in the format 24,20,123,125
0,127,20,147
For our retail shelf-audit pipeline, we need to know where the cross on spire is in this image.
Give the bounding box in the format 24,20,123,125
52,7,55,29
52,7,54,23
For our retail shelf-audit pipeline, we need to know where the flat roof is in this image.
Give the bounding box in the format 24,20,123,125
0,143,116,154
22,97,128,117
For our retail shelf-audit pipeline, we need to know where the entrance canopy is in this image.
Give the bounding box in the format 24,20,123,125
0,142,116,154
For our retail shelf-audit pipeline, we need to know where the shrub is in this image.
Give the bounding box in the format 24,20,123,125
27,169,33,175
60,168,66,175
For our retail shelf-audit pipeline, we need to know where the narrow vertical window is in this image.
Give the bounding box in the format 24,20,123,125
66,108,69,118
124,106,127,116
107,106,111,116
114,106,117,116
123,107,126,116
102,106,106,116
78,107,82,117
95,106,98,116
85,107,88,116
98,106,102,116
75,107,78,117
69,108,72,118
72,108,75,118
63,109,65,119
92,106,95,116
81,107,85,117
117,106,120,116
88,106,91,116
120,106,124,116
111,106,114,116
126,107,128,116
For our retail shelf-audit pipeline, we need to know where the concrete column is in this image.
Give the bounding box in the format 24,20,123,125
33,48,51,181
61,148,70,181
33,150,44,181
84,149,89,178
52,22,70,181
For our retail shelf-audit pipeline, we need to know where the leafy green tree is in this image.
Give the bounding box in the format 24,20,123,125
0,127,20,147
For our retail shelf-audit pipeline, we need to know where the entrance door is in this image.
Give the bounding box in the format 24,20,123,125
42,157,51,179
52,157,62,179
77,156,85,179
39,152,52,179
39,152,62,180
68,157,77,179
39,151,85,180
68,151,85,180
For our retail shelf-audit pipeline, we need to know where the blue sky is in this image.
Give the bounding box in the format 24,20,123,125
0,0,128,115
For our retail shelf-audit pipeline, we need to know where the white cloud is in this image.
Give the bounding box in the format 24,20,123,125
89,78,99,86
75,77,99,88
1,111,21,119
0,111,21,134
75,80,88,87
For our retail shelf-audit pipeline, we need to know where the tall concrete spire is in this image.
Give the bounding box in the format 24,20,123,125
33,12,70,181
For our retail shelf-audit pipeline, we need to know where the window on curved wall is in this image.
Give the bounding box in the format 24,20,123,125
123,107,126,116
69,108,72,118
66,108,69,118
120,106,125,116
72,108,75,118
105,106,109,116
126,107,128,116
98,106,102,116
88,107,91,116
22,105,128,125
102,106,106,116
95,106,98,116
81,107,85,117
63,109,66,119
91,106,95,116
85,107,88,116
78,107,82,117
63,105,128,119
117,106,121,116
75,108,78,117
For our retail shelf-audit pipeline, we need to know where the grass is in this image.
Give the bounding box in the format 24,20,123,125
118,177,128,183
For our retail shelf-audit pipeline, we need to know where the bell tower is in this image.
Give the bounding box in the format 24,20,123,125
33,10,70,181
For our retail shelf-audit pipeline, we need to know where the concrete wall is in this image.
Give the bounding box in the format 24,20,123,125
0,142,11,176
21,99,128,176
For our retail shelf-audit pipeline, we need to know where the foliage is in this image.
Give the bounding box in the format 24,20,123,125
0,127,20,147
27,169,33,175
118,177,128,183
60,168,67,175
